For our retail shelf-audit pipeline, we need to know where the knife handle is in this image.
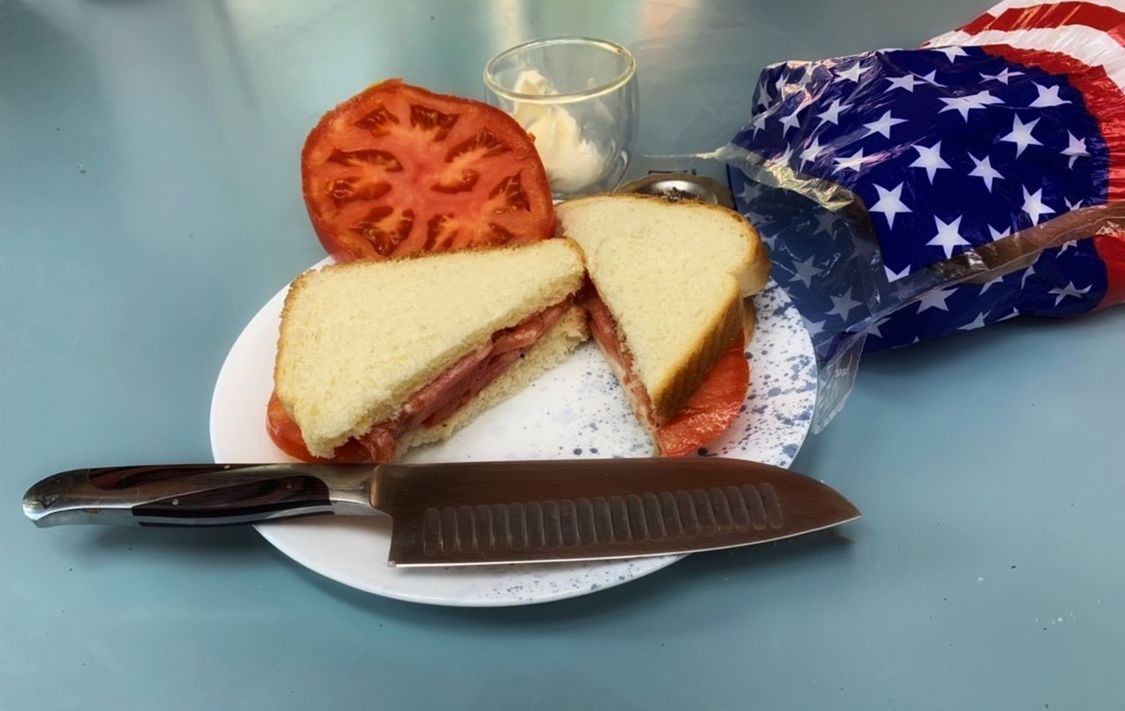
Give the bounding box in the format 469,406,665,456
23,463,379,527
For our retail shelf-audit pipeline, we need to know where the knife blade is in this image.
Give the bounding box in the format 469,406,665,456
23,459,859,567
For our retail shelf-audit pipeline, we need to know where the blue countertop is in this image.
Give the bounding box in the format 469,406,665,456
4,1,1123,708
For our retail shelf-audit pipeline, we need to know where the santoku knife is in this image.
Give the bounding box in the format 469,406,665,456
23,459,859,567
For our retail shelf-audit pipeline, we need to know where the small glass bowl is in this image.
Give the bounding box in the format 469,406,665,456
484,37,638,198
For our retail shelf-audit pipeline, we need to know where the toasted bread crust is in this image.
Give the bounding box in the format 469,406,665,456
273,269,313,421
743,297,758,341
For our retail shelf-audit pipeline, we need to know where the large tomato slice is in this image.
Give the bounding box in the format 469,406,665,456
301,79,556,262
266,392,369,463
655,335,750,457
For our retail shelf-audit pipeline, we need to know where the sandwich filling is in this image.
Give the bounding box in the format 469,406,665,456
584,291,749,457
584,291,659,428
269,298,574,463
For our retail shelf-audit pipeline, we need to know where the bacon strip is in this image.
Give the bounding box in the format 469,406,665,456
584,291,659,427
352,299,573,462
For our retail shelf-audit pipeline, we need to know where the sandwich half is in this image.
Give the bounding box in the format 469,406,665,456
268,239,588,463
557,194,769,456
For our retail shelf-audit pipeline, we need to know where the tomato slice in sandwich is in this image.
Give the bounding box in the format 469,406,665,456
302,79,555,262
266,393,369,463
655,335,750,458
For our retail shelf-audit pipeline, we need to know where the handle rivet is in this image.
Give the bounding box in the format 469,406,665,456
171,498,180,506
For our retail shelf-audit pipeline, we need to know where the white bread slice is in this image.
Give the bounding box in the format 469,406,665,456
558,194,768,423
398,304,588,454
275,239,586,457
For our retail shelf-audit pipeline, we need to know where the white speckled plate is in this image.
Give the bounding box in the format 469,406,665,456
210,260,816,606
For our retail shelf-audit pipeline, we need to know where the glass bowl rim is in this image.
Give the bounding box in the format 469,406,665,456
483,36,636,105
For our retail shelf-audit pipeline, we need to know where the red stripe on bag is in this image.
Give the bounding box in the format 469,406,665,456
1093,232,1125,306
983,44,1125,200
958,10,999,35
961,2,1125,44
